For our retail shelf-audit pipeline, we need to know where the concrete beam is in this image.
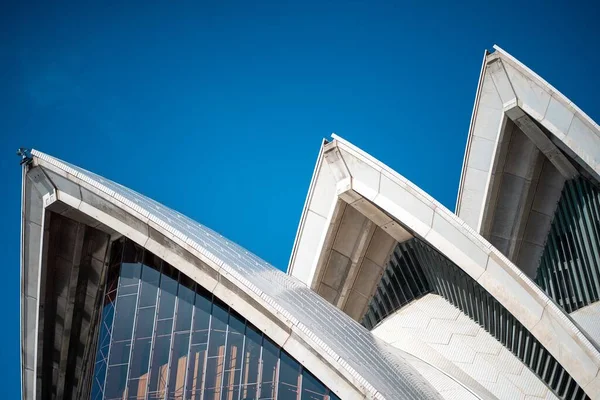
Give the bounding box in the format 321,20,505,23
55,222,86,400
336,218,376,310
505,105,579,179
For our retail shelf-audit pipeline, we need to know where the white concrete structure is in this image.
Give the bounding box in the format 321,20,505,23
456,45,600,278
21,150,443,400
20,45,600,400
288,133,600,399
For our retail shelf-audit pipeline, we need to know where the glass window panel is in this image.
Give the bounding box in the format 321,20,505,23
241,325,262,388
222,313,245,399
208,301,228,357
112,293,138,342
259,384,275,399
118,285,139,296
122,240,143,264
108,340,132,366
241,383,258,400
91,239,338,400
185,343,208,400
191,289,212,345
329,392,341,400
191,330,209,347
203,387,221,400
205,355,226,389
128,338,152,381
225,386,241,400
156,273,178,321
143,249,162,271
138,265,160,308
168,332,191,399
278,383,299,400
119,263,142,287
108,239,123,267
135,307,156,339
174,282,195,332
193,288,212,330
148,335,171,397
156,318,174,336
259,337,278,399
104,364,129,399
126,377,147,400
301,369,328,400
278,351,300,399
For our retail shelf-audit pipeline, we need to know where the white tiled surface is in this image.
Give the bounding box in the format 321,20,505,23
30,150,443,400
571,301,600,348
373,294,559,400
400,352,481,400
325,135,600,395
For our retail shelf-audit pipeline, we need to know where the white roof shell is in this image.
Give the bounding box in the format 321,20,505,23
20,150,445,400
456,45,600,235
288,135,600,398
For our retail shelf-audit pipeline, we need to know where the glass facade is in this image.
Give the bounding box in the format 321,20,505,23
91,239,340,400
361,237,590,400
536,176,600,313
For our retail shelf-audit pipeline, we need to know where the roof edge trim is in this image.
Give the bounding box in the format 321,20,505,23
455,49,490,213
493,44,600,134
287,138,328,275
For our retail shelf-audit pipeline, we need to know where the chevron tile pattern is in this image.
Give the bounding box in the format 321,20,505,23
373,294,559,400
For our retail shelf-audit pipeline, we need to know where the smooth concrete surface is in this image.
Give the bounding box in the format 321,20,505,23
310,200,399,321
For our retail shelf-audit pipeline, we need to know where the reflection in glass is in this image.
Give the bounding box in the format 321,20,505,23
91,238,339,400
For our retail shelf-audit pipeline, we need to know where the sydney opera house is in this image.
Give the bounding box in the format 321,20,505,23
20,46,600,400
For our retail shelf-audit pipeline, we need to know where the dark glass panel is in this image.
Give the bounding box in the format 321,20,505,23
143,249,162,271
184,342,208,400
208,301,228,357
222,313,245,400
278,352,300,400
128,338,151,380
241,325,261,390
167,332,191,399
241,384,258,400
125,377,147,400
156,272,178,321
205,355,226,389
147,335,171,398
108,239,123,267
122,239,143,264
138,265,160,308
111,293,138,342
174,279,195,332
135,307,156,340
104,364,129,399
300,369,328,400
191,289,212,345
119,263,142,288
92,239,338,400
156,319,175,336
108,340,132,366
259,337,279,399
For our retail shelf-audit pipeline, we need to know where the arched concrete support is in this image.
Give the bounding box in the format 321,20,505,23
457,45,600,242
324,135,600,398
21,150,444,400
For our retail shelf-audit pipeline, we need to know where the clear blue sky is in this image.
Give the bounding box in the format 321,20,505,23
2,1,599,397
